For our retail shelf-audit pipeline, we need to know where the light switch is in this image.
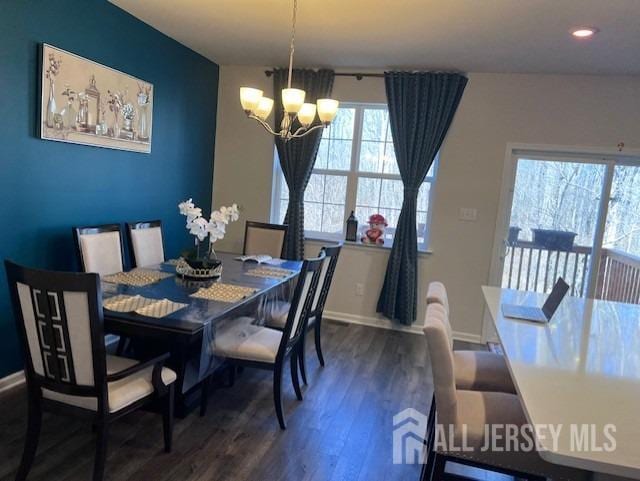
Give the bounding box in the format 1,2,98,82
459,207,478,222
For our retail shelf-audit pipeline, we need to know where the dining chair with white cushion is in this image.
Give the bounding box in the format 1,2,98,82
423,303,588,480
73,224,125,276
5,261,176,481
126,220,165,268
426,281,515,394
200,253,325,429
265,243,342,384
243,221,288,258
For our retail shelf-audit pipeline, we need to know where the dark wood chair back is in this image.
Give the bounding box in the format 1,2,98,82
73,224,125,276
5,261,108,407
311,243,342,317
243,221,288,258
126,220,165,268
277,253,325,360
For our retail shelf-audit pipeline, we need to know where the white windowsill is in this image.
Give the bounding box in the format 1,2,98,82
305,236,433,257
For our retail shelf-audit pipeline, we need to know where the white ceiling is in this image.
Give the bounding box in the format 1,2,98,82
110,0,640,75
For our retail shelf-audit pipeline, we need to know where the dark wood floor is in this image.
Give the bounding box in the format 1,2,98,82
0,321,511,481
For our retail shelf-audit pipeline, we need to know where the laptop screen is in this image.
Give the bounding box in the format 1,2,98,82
542,277,570,318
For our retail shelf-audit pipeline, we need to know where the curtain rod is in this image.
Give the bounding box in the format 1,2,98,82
264,70,384,80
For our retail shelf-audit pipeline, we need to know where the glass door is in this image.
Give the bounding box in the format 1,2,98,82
501,157,608,297
595,165,640,305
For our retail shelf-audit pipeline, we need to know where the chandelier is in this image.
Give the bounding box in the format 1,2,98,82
239,0,339,142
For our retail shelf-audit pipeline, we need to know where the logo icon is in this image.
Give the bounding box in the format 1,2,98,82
393,408,428,464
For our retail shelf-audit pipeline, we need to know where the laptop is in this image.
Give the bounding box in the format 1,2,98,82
501,278,570,323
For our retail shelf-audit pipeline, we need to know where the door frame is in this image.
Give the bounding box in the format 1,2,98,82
482,142,640,342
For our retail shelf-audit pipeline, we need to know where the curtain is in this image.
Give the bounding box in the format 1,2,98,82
274,68,335,260
376,72,468,324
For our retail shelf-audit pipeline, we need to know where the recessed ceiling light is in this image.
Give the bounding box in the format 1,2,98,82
571,27,599,38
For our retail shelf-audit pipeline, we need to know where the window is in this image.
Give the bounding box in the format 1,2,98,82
272,104,437,250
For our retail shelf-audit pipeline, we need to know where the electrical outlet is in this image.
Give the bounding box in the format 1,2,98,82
459,207,478,222
355,283,365,296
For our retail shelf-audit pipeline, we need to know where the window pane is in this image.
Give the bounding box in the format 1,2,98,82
380,179,404,210
382,142,399,174
418,182,431,213
322,204,344,234
359,140,384,173
327,139,352,171
315,138,328,170
305,173,324,203
417,212,428,246
362,109,389,141
324,175,347,205
327,108,355,139
304,202,323,232
356,177,381,207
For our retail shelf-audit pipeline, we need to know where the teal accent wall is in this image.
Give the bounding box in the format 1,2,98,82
0,0,219,377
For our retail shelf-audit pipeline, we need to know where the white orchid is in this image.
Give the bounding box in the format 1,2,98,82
178,199,240,249
178,198,202,222
188,217,209,242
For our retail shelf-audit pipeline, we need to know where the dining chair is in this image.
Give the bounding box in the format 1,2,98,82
243,221,288,258
201,253,325,429
73,224,125,276
5,260,176,481
265,243,342,384
126,220,165,268
422,303,588,481
426,281,515,394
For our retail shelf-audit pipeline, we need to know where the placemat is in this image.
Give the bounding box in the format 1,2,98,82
103,269,173,286
246,267,297,279
104,294,186,317
104,295,157,312
191,283,258,303
135,299,188,318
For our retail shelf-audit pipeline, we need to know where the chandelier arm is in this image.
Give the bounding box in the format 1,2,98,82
289,123,326,139
248,114,279,136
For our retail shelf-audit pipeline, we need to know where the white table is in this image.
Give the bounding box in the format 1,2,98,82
482,287,640,480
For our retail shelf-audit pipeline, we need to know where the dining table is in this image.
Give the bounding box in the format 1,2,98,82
483,286,640,481
102,252,302,417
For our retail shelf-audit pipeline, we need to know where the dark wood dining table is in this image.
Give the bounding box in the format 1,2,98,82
101,252,302,416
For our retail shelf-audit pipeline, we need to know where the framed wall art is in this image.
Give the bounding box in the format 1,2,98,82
40,43,153,153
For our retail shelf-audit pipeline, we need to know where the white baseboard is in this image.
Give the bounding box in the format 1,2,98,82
323,310,483,344
0,370,25,394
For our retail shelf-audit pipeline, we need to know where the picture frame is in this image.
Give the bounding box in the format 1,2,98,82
40,43,153,153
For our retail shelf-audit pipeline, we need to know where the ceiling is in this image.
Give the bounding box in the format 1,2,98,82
110,0,640,75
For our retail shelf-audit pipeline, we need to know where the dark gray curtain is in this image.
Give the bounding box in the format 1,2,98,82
377,72,467,324
274,68,335,260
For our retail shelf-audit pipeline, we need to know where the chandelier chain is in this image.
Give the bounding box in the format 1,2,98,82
287,0,297,89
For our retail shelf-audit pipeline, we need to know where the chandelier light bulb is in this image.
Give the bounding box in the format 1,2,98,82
255,97,274,120
317,99,340,123
240,87,263,113
297,103,317,126
282,88,306,113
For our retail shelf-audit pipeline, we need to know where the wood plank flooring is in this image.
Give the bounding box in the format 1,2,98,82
0,322,512,481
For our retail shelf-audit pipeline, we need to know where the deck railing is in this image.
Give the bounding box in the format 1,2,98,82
502,241,640,304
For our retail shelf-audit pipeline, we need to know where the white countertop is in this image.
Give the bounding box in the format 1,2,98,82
482,286,640,480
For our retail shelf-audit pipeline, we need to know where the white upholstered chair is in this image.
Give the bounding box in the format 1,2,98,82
426,281,515,394
243,221,288,258
126,220,165,268
5,261,176,481
423,303,588,480
200,253,325,429
265,243,342,384
73,224,124,276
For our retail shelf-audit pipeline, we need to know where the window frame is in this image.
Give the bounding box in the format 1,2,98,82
271,102,438,251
